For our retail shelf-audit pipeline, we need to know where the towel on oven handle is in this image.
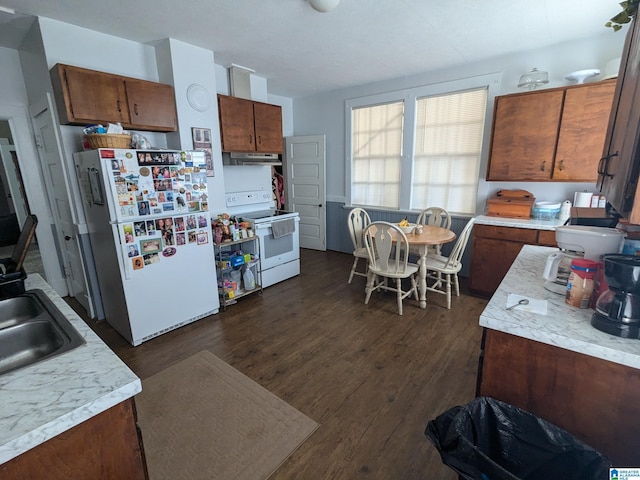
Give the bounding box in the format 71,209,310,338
271,218,295,239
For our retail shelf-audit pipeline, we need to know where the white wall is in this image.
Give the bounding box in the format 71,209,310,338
292,31,627,211
155,38,227,216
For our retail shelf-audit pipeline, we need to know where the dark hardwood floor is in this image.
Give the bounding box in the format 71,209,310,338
69,249,488,480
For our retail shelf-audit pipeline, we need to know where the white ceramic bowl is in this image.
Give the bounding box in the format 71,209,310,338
397,224,416,234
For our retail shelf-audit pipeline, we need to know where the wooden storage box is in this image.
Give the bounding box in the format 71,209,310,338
486,190,535,219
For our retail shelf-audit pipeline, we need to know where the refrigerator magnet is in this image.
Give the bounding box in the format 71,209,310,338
196,230,209,245
140,238,161,254
163,247,177,258
132,257,144,270
143,253,160,265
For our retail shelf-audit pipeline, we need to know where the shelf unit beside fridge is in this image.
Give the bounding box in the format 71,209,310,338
215,236,262,309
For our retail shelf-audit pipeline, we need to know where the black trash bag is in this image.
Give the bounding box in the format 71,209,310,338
425,396,611,480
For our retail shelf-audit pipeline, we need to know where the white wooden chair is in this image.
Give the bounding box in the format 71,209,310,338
425,217,475,309
363,221,419,315
416,207,451,255
347,207,371,283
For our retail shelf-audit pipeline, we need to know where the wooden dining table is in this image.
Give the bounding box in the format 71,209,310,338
393,226,456,309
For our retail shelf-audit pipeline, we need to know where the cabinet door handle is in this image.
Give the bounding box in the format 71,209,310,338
249,134,253,145
558,160,563,171
258,136,262,145
597,152,617,190
134,103,139,116
598,152,617,177
540,161,545,172
117,99,121,112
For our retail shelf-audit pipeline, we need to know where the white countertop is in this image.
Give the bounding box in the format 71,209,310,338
475,214,565,231
480,245,640,370
0,274,141,464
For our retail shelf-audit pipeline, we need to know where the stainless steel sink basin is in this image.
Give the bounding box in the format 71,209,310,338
0,289,85,375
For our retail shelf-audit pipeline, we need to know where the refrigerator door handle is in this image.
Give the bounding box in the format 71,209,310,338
115,224,133,281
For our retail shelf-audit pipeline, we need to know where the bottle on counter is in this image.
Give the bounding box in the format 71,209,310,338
565,258,599,308
559,200,572,224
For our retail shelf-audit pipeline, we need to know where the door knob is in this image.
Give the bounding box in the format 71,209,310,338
65,235,73,241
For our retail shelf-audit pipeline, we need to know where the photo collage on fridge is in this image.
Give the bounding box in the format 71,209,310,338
106,150,210,271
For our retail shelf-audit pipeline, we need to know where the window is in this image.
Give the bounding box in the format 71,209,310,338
346,74,498,215
352,101,404,208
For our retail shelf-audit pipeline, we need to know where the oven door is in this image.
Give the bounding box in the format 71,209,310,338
255,219,300,271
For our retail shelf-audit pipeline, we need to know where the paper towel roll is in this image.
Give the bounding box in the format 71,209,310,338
574,191,593,207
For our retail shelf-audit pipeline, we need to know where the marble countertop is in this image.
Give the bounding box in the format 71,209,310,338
480,245,640,369
475,214,565,231
0,274,141,464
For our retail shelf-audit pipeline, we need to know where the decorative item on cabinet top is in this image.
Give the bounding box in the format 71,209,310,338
517,68,549,90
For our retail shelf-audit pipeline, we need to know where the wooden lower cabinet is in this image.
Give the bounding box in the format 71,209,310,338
469,224,556,297
0,398,148,479
478,329,640,466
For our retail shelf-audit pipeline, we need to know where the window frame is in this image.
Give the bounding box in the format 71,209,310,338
345,73,501,215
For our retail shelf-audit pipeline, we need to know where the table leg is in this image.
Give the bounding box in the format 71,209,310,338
418,252,427,308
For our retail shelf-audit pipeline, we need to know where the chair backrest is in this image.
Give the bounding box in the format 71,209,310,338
364,221,411,275
443,217,475,270
8,214,38,273
347,208,371,252
417,207,451,230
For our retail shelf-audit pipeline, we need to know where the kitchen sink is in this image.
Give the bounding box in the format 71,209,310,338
0,290,85,376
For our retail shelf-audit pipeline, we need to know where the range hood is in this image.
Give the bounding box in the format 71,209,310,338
229,152,282,166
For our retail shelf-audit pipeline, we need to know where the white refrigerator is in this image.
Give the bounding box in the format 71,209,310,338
74,148,219,346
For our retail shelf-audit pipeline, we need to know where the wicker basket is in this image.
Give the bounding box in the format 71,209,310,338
85,133,132,149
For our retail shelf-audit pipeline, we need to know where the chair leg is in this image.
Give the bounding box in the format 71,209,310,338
396,278,403,316
411,275,419,301
454,273,460,297
446,274,452,310
348,256,359,283
364,272,375,304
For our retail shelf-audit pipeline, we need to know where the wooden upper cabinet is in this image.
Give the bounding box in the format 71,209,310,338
487,81,616,182
124,79,177,131
51,64,128,125
218,95,256,151
50,63,177,132
554,81,616,181
253,102,283,152
218,94,283,153
487,89,564,181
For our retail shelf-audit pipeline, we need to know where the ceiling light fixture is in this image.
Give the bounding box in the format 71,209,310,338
307,0,341,13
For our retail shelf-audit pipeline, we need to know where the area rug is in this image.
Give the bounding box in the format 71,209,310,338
135,350,319,480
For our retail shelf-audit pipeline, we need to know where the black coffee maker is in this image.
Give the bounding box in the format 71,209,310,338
591,254,640,338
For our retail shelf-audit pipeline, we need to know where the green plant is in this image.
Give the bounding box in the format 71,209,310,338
606,0,640,31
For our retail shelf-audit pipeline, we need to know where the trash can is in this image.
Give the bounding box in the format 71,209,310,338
425,396,611,480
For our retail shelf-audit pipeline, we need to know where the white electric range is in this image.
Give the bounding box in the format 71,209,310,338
225,191,300,288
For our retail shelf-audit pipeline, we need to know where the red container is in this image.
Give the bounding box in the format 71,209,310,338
566,259,599,309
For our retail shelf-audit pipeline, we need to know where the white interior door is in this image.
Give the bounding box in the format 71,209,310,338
284,135,326,251
0,141,28,227
31,94,89,310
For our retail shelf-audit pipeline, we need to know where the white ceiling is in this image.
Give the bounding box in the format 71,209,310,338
0,0,628,98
